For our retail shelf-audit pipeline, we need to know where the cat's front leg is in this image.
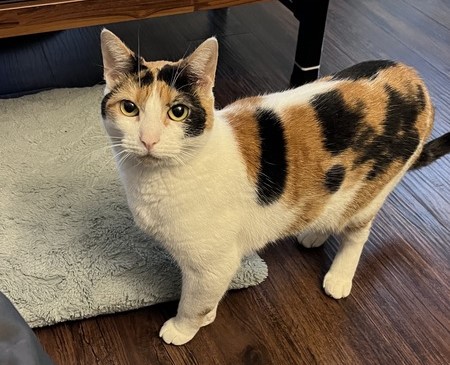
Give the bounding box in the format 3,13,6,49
159,247,241,345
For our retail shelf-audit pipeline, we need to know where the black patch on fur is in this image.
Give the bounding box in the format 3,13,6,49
157,64,206,137
332,60,397,81
101,91,113,118
415,84,426,113
157,63,196,92
311,89,365,155
324,165,346,193
354,85,421,179
255,108,288,205
140,70,154,85
182,92,207,137
129,55,147,75
128,55,153,87
411,132,450,170
311,82,424,180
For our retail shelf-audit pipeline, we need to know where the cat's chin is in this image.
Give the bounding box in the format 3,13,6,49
136,154,162,164
135,153,178,168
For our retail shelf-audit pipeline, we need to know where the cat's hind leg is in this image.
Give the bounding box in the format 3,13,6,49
296,231,329,248
323,220,372,299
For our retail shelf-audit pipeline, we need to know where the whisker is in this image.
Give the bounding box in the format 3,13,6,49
137,25,141,87
169,44,192,88
130,155,144,169
117,151,135,170
170,43,194,88
84,135,123,142
177,81,197,91
95,148,128,173
73,142,123,168
171,60,191,89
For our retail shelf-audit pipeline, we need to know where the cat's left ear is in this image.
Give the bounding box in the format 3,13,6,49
185,37,218,90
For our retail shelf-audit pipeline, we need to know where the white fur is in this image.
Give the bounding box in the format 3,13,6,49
260,80,342,111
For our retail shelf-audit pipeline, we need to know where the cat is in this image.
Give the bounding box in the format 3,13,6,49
99,29,450,345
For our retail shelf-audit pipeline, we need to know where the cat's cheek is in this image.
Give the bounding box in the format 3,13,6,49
102,118,122,139
167,122,187,146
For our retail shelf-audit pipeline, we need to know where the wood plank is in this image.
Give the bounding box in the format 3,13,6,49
0,0,262,38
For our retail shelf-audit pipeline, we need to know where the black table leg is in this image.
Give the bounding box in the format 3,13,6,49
288,0,330,86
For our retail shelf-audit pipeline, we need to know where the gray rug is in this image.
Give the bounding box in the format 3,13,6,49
0,86,268,328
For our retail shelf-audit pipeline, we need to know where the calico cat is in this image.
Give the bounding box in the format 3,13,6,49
100,29,450,345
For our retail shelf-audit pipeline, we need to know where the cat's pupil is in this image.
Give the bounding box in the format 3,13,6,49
172,105,184,118
124,101,136,113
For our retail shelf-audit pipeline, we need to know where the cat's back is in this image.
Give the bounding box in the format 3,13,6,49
221,60,434,231
222,60,433,168
223,60,432,129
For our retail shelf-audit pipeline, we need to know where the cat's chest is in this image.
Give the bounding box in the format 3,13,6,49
121,154,246,243
125,169,203,231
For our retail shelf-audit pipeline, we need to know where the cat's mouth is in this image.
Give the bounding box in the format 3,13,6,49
136,152,166,165
130,146,182,166
138,153,160,161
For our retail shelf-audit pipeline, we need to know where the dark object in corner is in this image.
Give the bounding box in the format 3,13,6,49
0,292,55,365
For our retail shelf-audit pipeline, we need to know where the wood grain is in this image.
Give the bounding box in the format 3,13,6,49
1,0,447,364
0,0,262,38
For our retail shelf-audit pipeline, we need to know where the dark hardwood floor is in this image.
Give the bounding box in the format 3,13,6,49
1,0,448,364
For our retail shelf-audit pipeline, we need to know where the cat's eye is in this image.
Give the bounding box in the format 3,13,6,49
120,100,139,117
168,104,190,122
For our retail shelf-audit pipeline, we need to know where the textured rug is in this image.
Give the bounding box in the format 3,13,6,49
0,86,268,328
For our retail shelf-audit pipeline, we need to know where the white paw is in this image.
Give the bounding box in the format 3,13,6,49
159,318,199,346
297,232,329,248
203,306,217,325
323,272,352,299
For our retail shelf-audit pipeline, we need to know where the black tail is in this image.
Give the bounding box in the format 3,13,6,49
410,132,450,170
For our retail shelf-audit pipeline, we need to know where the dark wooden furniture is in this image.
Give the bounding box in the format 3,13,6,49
0,0,262,38
281,0,329,85
0,0,330,87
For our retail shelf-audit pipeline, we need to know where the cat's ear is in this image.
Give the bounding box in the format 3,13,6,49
100,29,135,88
185,37,218,89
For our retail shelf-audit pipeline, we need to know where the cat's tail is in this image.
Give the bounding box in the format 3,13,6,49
410,132,450,170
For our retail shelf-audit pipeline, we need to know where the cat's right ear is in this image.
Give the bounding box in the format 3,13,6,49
100,29,135,89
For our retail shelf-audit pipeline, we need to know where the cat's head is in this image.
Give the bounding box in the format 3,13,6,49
100,29,218,167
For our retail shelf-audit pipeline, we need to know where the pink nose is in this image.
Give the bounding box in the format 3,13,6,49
140,136,160,151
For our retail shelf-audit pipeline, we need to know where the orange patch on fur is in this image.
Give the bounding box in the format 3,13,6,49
285,63,433,233
224,97,262,184
337,64,434,224
372,64,434,139
336,81,387,134
279,105,336,231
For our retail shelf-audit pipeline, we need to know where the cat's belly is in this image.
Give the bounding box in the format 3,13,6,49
237,200,298,253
